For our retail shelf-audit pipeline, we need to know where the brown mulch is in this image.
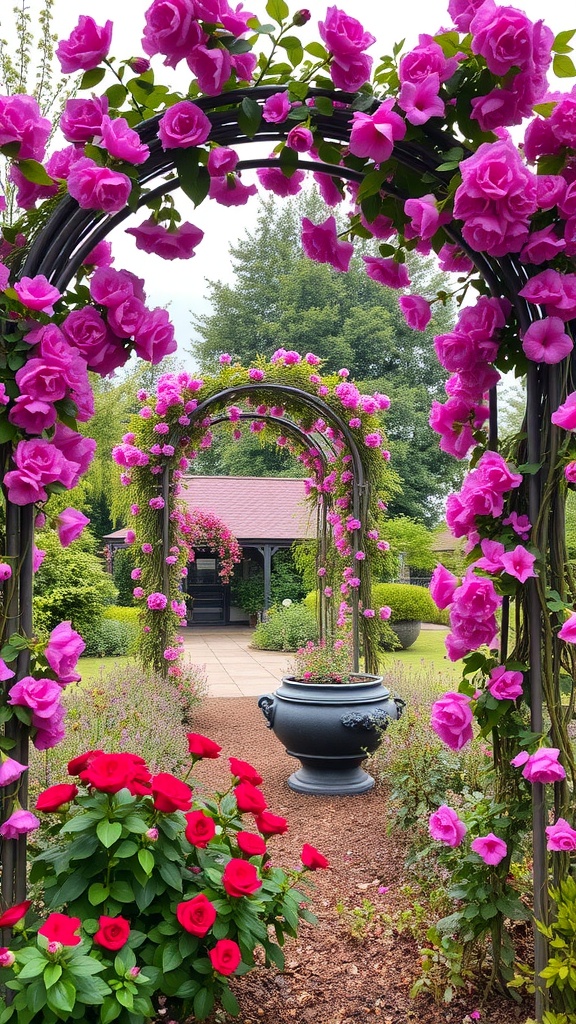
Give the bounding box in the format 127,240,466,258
191,697,532,1024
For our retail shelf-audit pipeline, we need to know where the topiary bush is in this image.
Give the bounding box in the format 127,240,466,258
251,603,319,651
372,583,449,625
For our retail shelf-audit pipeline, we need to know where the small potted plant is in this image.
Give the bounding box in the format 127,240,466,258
258,637,404,796
230,574,264,626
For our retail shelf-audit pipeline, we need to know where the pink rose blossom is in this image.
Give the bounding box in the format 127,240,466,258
558,613,576,643
67,159,132,214
470,833,507,866
0,756,27,786
399,294,432,331
147,592,168,611
349,100,405,163
57,508,90,548
546,818,576,851
399,75,444,126
262,93,292,123
431,692,474,750
0,809,40,839
430,564,458,609
257,165,305,198
126,219,204,260
14,276,60,315
429,804,467,847
158,101,211,149
521,747,566,784
522,317,573,365
209,174,258,207
301,216,353,273
552,392,576,431
499,545,537,583
379,606,391,620
487,666,524,701
56,16,112,73
0,563,12,581
45,622,85,685
363,256,410,289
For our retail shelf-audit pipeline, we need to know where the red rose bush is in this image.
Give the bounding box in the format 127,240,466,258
0,736,327,1024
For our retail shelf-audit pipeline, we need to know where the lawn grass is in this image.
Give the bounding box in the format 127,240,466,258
77,656,134,684
381,627,459,695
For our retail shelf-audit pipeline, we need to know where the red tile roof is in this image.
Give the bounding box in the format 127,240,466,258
179,476,316,541
104,476,316,544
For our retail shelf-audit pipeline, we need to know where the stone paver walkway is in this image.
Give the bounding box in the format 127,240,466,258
180,628,290,698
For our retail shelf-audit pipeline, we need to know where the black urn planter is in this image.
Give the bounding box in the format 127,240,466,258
391,619,422,650
258,674,404,796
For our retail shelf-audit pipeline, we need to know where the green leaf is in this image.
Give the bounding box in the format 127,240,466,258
314,96,333,116
97,820,122,848
138,848,154,875
43,963,62,989
100,995,122,1024
0,419,17,444
279,143,298,177
288,80,309,102
80,67,106,89
17,959,47,980
265,0,289,24
238,96,262,139
221,986,240,1015
88,882,110,907
15,159,54,185
553,29,576,54
553,53,576,77
194,987,215,1020
158,859,183,891
532,101,557,117
114,840,138,859
106,84,128,108
357,168,387,202
51,869,90,905
162,942,183,973
305,42,328,59
123,814,149,834
174,150,210,207
279,36,303,67
109,880,134,902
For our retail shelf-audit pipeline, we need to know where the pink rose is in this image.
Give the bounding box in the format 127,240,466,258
0,809,40,839
147,592,168,611
286,125,314,153
319,7,375,64
158,101,211,149
499,545,537,583
207,148,238,176
208,175,258,207
142,0,208,68
133,308,177,364
430,692,474,750
262,93,292,123
430,564,458,610
67,158,132,214
100,116,150,165
301,216,353,273
56,16,112,73
521,747,566,784
429,804,467,847
470,833,507,866
398,75,444,126
57,508,90,548
546,817,576,851
0,94,51,161
14,275,60,314
522,317,573,365
45,622,85,685
399,294,432,331
60,96,108,143
257,165,306,198
558,612,576,642
487,666,524,701
363,256,410,289
9,676,62,719
349,100,406,163
552,392,576,431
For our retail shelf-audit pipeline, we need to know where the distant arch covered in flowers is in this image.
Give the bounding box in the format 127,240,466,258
115,359,395,676
1,0,576,1013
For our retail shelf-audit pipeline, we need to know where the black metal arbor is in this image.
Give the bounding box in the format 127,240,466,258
3,85,558,1013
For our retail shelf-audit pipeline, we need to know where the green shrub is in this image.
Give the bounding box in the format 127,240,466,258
103,605,139,624
111,547,136,605
251,602,319,651
372,583,449,625
81,618,139,657
33,533,118,635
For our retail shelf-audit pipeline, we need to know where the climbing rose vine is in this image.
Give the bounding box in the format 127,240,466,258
0,0,575,1012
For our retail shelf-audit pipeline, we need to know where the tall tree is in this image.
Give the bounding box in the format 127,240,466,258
190,193,461,524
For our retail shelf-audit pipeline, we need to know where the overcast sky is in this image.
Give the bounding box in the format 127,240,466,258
2,0,572,358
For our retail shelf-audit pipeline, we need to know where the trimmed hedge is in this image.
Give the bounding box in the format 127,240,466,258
372,583,449,625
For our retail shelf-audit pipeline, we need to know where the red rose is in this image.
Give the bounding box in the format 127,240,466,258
254,810,289,836
94,915,130,950
184,810,216,848
67,749,104,775
229,757,263,785
236,832,267,857
151,772,192,813
234,781,267,815
176,894,217,937
0,900,31,928
38,913,81,946
36,783,78,812
186,733,222,759
209,938,241,976
80,752,148,793
301,843,330,869
222,858,262,898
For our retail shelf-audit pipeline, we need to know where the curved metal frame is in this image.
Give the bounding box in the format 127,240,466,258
3,86,551,1008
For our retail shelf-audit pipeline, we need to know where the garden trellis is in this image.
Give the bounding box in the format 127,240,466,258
0,0,576,1017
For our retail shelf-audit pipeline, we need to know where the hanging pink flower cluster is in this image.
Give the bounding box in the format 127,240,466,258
176,509,242,583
